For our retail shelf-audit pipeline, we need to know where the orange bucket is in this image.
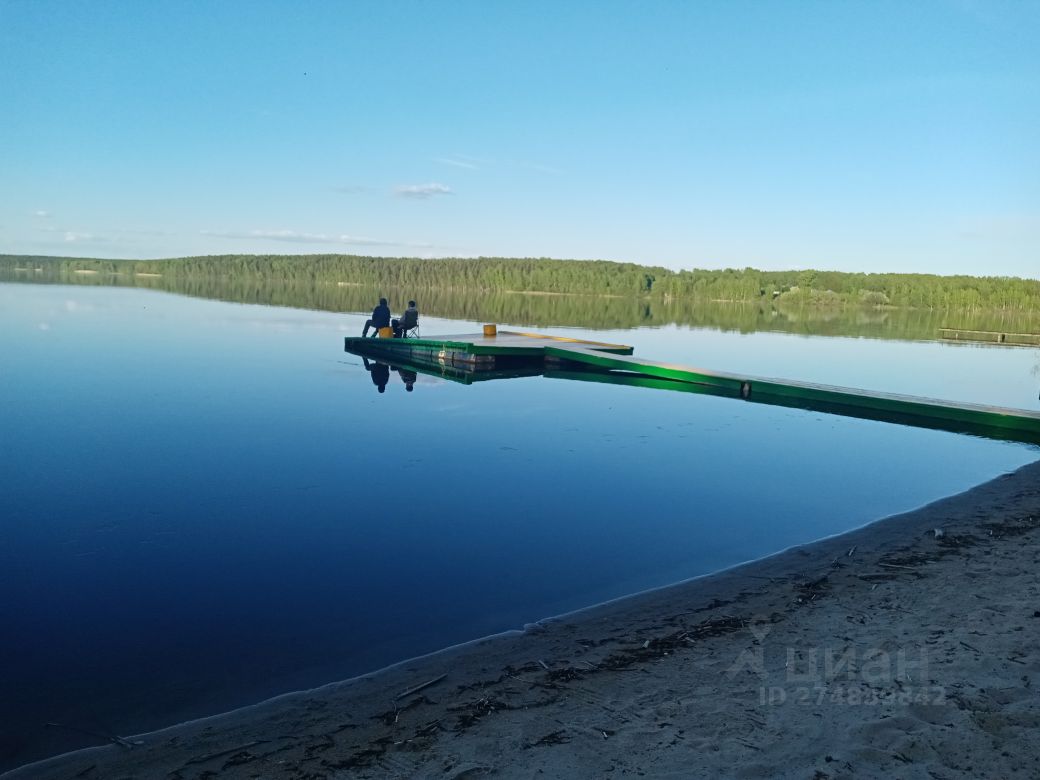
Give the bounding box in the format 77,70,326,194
377,326,394,338
483,324,497,337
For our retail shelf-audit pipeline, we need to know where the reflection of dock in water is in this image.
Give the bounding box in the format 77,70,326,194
344,330,1040,445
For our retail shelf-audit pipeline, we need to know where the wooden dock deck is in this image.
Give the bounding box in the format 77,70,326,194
344,330,1040,444
343,330,633,368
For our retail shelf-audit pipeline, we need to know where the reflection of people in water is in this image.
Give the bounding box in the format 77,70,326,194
395,366,417,392
362,356,390,393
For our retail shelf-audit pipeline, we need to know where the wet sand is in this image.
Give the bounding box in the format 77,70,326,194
6,460,1039,779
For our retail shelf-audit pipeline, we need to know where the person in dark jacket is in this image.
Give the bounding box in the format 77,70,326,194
362,298,391,337
392,300,419,338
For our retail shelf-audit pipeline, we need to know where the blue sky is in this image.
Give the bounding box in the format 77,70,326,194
1,0,1037,276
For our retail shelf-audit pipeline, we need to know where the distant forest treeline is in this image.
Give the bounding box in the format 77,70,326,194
3,254,1039,340
2,253,1039,312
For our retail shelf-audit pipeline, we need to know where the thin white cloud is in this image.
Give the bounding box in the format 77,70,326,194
431,154,558,175
112,227,175,237
36,224,169,246
394,183,454,199
33,210,51,218
433,157,478,170
64,231,100,242
201,229,432,248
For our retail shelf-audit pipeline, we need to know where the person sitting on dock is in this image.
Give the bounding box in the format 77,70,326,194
392,300,419,338
361,297,391,337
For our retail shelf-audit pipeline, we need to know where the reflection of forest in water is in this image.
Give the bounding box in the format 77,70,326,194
5,269,1040,343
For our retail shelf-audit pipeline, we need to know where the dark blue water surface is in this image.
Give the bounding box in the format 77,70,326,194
1,283,1037,770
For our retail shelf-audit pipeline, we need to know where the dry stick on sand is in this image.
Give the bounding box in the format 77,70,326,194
44,723,139,750
395,674,448,701
183,741,268,766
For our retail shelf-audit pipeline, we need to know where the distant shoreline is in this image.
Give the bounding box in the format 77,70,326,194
2,253,1038,314
8,459,1039,779
3,264,1039,342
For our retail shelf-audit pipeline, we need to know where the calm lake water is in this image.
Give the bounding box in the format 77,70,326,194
1,282,1037,770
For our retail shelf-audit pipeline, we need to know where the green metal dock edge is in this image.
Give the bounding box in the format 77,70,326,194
343,333,634,359
544,345,1040,439
544,368,1040,447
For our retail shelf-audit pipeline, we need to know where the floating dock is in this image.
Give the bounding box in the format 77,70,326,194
345,330,1040,445
940,327,1040,347
344,331,633,369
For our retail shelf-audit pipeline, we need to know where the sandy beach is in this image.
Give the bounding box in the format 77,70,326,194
6,459,1039,780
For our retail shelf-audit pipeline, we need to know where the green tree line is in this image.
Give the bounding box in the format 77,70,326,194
4,257,1039,341
1,253,1038,313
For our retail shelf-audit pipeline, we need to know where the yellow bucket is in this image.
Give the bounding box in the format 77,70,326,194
378,326,394,338
483,323,497,337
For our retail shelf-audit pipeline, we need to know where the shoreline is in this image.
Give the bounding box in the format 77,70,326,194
6,459,1040,779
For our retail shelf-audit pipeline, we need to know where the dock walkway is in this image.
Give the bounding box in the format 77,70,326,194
344,330,1040,444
